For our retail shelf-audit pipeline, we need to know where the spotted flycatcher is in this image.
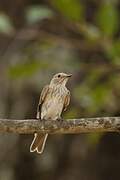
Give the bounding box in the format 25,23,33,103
30,72,72,154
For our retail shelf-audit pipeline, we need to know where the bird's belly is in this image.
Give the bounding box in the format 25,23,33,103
41,98,63,120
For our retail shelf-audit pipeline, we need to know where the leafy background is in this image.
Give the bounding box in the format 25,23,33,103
0,0,120,180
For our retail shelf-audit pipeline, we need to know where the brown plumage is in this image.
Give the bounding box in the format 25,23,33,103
30,72,72,154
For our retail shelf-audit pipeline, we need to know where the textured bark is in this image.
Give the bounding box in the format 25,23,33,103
0,117,120,134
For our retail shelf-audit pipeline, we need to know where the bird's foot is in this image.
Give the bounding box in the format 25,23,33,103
37,118,45,124
57,118,64,123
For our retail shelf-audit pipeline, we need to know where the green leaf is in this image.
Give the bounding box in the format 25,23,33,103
96,2,118,37
52,0,84,21
25,5,54,24
0,14,14,34
8,62,43,79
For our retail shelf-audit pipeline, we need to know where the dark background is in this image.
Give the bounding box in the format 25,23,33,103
0,0,120,180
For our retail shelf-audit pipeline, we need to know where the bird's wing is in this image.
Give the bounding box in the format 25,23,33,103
63,90,70,112
36,85,49,119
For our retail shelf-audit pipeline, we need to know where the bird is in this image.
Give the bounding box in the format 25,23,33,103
30,72,72,154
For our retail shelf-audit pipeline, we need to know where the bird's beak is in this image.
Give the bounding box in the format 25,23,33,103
66,74,72,78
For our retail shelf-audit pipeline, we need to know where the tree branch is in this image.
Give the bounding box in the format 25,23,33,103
0,117,120,134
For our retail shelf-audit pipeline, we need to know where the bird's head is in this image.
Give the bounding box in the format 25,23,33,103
50,73,72,86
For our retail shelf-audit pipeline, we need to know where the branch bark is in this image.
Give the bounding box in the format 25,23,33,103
0,117,120,134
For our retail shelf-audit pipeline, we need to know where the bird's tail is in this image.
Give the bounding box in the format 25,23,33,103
30,133,48,154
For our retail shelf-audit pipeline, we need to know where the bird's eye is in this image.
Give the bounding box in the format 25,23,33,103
58,74,61,78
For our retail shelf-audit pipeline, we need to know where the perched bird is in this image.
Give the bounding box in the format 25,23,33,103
30,72,72,154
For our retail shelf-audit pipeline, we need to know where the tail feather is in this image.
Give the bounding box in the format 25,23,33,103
30,133,48,154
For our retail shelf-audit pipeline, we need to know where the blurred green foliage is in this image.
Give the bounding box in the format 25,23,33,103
8,61,50,79
87,133,103,146
0,13,14,34
96,1,118,37
105,40,120,65
52,0,84,21
25,6,54,24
